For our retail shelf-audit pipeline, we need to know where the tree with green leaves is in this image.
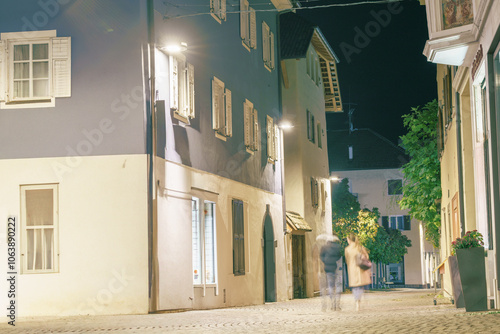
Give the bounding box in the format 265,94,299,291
399,100,441,248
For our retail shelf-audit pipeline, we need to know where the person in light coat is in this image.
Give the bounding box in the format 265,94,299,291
344,233,372,311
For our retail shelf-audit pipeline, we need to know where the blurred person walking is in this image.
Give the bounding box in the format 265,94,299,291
344,233,372,311
319,234,342,311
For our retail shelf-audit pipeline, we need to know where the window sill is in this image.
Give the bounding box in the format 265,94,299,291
242,41,252,52
210,13,223,24
1,98,55,109
194,284,217,288
173,111,190,125
215,132,228,141
264,64,273,72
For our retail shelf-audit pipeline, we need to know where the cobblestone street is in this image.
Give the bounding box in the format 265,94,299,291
3,289,500,333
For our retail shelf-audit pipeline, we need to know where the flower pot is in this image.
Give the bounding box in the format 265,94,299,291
456,247,488,312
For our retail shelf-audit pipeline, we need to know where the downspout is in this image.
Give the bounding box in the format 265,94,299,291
456,91,465,236
146,0,158,312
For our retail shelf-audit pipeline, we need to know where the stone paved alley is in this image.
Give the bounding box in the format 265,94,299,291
3,289,500,333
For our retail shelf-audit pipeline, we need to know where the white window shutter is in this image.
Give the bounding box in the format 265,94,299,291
225,88,232,137
0,40,4,101
274,124,279,161
270,32,275,69
253,109,259,151
240,0,248,41
262,22,269,64
250,8,257,49
266,116,273,159
170,56,179,111
52,37,71,98
212,78,222,130
244,102,251,147
188,63,195,118
221,0,226,20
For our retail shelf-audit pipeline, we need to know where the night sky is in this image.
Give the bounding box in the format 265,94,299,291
298,0,437,145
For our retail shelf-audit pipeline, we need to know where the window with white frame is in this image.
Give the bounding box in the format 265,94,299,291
244,99,259,152
262,21,275,71
21,184,59,274
382,215,411,231
169,55,195,122
387,179,403,195
212,76,232,139
0,30,71,109
192,197,218,285
210,0,226,23
266,115,279,163
240,0,256,51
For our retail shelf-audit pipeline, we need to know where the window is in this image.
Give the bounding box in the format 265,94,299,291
388,179,403,195
240,0,256,50
262,21,275,71
232,199,245,275
0,30,71,109
382,215,411,231
210,0,226,23
307,110,315,143
21,184,59,273
266,115,279,163
317,122,322,148
244,99,259,152
212,76,232,139
192,197,217,285
169,55,194,122
310,177,319,208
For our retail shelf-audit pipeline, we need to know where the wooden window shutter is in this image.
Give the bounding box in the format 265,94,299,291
250,8,257,49
382,216,389,230
262,22,269,64
240,0,248,41
321,181,326,211
0,40,4,101
188,63,195,118
404,215,411,231
232,199,245,275
170,56,179,111
306,110,311,141
52,37,71,98
253,109,259,151
212,78,223,131
244,101,252,147
270,31,275,69
225,88,232,137
311,114,315,143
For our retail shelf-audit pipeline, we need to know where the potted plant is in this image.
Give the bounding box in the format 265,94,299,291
451,230,487,312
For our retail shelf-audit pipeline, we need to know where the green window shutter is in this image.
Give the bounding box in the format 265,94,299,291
404,215,411,231
382,216,389,230
270,31,275,69
250,7,257,49
240,0,248,41
52,37,71,98
262,22,269,64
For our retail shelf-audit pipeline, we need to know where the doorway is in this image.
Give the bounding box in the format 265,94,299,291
263,213,276,302
292,234,306,298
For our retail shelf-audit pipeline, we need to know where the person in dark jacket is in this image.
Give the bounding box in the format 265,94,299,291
319,235,342,311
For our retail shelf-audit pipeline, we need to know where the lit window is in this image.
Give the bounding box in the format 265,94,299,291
266,115,279,163
169,55,195,123
192,197,218,285
232,199,245,276
0,30,71,109
388,179,403,195
21,184,59,274
240,0,256,50
212,76,232,140
210,0,226,23
244,99,259,152
262,21,275,71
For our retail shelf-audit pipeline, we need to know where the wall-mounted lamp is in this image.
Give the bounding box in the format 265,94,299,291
160,42,187,54
278,120,294,130
330,176,341,182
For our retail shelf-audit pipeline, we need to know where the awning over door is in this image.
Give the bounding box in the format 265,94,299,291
286,211,312,234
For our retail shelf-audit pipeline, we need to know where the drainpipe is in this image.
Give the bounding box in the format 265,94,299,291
146,0,158,312
456,92,465,236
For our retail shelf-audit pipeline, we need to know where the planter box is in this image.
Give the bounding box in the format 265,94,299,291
448,255,465,308
456,247,488,312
